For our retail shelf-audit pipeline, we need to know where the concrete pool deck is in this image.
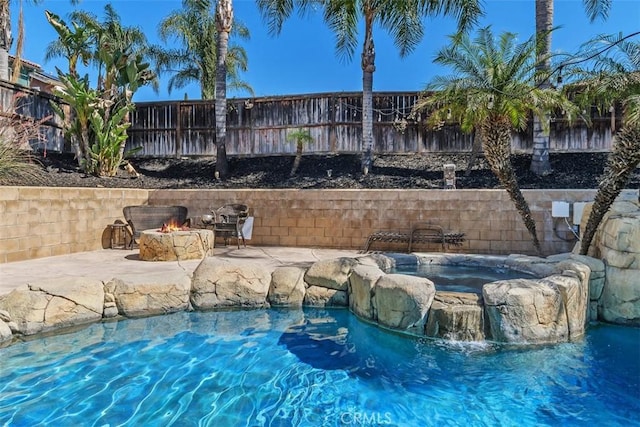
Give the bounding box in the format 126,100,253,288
0,246,360,296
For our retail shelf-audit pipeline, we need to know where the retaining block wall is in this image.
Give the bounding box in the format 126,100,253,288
1,187,637,263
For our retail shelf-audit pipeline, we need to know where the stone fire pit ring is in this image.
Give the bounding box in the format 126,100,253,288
139,229,214,261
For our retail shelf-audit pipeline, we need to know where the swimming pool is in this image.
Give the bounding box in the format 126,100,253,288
1,308,638,426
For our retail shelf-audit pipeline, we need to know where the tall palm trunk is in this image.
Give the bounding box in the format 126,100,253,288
215,0,232,179
482,117,542,254
580,125,640,255
360,13,375,175
0,0,12,81
530,0,553,175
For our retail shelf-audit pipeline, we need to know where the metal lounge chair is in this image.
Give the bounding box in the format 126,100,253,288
212,203,249,249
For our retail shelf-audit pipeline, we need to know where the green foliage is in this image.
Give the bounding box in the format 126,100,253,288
287,128,313,177
414,27,577,133
572,32,640,255
88,103,135,176
412,27,579,254
149,0,252,99
0,95,47,184
286,128,313,148
568,32,640,127
0,140,39,184
46,5,156,176
50,72,95,172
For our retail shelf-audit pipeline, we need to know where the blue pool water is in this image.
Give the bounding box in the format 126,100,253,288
0,309,638,426
392,263,538,293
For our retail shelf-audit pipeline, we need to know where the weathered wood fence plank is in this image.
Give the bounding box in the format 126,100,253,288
0,81,66,152
126,92,619,158
0,83,619,158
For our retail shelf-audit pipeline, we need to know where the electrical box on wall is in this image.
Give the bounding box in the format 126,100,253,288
573,202,588,224
552,201,570,218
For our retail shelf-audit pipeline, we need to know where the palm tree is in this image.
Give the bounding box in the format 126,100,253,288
257,0,482,175
529,0,611,175
149,0,251,100
287,128,313,176
150,0,251,179
575,33,640,255
0,0,11,80
215,0,233,180
413,27,577,254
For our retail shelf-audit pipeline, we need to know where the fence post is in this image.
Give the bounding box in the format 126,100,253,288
175,101,182,158
329,94,336,152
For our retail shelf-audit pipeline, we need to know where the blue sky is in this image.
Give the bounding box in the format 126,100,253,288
11,0,640,102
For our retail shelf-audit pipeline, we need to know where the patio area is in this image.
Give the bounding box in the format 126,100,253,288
0,246,360,296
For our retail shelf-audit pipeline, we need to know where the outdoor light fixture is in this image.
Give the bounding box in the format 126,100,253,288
443,164,456,189
446,108,452,120
556,66,563,87
488,96,494,110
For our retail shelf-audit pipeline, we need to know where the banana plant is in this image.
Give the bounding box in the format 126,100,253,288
88,102,136,176
50,72,97,173
46,6,155,176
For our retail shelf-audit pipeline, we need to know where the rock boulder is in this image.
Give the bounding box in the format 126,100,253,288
483,277,578,344
191,258,271,309
268,266,306,307
425,292,485,341
348,264,384,321
373,274,435,334
304,257,359,291
0,278,104,335
303,286,348,307
104,271,192,317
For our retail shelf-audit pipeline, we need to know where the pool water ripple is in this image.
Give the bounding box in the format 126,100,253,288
0,308,638,426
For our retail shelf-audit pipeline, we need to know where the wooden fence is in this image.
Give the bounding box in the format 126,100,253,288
127,91,620,158
0,82,620,158
0,81,66,152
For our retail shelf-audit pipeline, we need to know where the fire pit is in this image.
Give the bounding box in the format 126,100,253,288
139,221,214,261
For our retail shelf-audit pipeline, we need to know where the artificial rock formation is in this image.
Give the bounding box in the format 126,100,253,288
304,257,359,291
483,268,588,344
483,278,569,343
374,274,435,333
576,201,640,325
105,271,192,317
597,209,640,324
303,286,348,307
268,266,307,307
348,264,385,320
191,257,272,309
0,278,104,335
425,292,485,341
0,310,12,343
0,251,619,346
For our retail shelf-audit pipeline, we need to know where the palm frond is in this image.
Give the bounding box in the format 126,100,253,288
379,0,424,57
581,0,611,22
256,0,295,36
323,0,359,62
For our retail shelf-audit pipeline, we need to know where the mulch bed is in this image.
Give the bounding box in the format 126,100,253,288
5,151,637,190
